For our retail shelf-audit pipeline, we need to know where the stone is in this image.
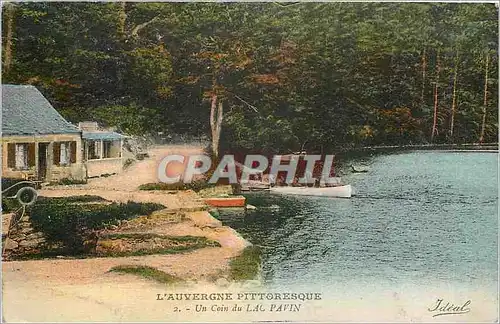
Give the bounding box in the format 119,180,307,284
242,280,262,289
246,204,257,210
134,242,152,251
201,223,219,229
26,232,44,240
18,237,45,248
215,277,230,287
20,227,33,234
151,209,177,218
3,238,19,250
18,240,32,248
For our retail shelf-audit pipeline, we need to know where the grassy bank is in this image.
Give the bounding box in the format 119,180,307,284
97,233,221,257
109,265,184,285
138,180,215,192
229,246,262,281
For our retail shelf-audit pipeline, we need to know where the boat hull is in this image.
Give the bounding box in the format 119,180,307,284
269,185,352,198
204,196,246,207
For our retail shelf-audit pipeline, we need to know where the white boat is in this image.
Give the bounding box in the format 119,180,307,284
240,180,270,191
269,184,353,198
351,165,370,173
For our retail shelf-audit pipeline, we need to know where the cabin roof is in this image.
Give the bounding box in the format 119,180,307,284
2,84,80,136
82,131,124,140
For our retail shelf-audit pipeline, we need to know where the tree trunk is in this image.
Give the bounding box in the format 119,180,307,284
479,52,489,144
210,92,223,159
214,101,223,158
420,47,427,106
449,49,459,142
431,49,440,143
2,3,15,76
117,2,127,40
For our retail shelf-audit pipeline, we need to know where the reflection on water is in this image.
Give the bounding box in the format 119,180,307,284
219,152,498,293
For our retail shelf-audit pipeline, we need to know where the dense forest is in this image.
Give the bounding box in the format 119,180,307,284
2,2,498,155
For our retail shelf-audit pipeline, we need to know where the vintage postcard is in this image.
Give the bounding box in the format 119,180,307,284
1,1,498,323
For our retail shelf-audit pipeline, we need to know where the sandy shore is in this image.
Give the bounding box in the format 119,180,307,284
3,265,497,323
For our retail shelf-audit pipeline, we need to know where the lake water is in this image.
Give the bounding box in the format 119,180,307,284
219,151,498,297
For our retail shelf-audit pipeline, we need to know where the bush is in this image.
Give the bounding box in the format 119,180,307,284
28,199,165,255
2,198,20,213
138,179,215,192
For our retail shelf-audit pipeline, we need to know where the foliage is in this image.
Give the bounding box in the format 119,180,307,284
2,3,498,150
2,198,20,213
28,198,165,254
229,245,262,281
138,180,215,192
208,209,220,219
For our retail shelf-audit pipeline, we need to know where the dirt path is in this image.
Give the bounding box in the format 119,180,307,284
86,145,203,191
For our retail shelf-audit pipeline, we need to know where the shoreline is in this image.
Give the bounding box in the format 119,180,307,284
2,181,257,322
339,143,499,155
4,187,253,277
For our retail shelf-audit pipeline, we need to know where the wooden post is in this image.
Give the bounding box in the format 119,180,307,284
34,137,39,179
100,139,104,159
76,137,83,164
47,142,54,182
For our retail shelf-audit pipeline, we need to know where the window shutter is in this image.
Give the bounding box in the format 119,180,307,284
7,143,15,168
53,143,61,166
70,141,77,163
28,143,36,167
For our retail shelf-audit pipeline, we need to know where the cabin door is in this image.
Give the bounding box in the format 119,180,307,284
38,143,49,180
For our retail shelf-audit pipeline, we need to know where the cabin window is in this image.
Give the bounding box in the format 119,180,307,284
53,141,76,165
88,140,101,160
9,143,34,170
103,141,112,158
60,142,70,165
16,144,28,169
86,139,120,160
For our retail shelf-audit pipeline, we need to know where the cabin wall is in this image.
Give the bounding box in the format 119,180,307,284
85,158,122,177
83,138,123,177
1,134,85,182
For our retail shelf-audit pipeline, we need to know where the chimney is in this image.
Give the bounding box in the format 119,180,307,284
78,121,99,131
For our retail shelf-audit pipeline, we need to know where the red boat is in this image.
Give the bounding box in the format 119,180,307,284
204,196,246,207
